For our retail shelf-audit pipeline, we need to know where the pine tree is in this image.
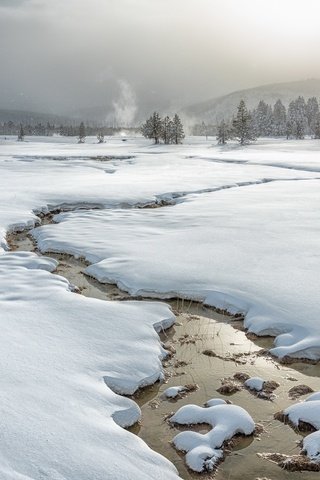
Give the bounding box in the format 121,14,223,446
200,121,208,140
160,116,173,144
295,96,307,139
288,97,307,139
232,100,255,145
171,114,185,144
273,100,287,136
140,112,162,144
314,113,320,139
97,131,105,143
306,97,319,135
78,122,86,143
216,120,232,145
17,124,25,141
253,100,273,137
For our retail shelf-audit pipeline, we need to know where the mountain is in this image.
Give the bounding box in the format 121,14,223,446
181,79,320,124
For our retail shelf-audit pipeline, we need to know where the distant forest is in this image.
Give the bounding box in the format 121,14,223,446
0,122,138,138
1,95,320,143
193,95,320,143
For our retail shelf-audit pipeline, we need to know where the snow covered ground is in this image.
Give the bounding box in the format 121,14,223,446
1,135,320,478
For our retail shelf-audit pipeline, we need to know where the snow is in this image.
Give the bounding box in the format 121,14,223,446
284,399,320,430
1,136,320,476
33,177,320,360
205,398,227,407
305,392,320,402
244,377,265,392
284,394,320,463
170,403,255,472
164,386,185,398
303,431,320,463
0,251,178,479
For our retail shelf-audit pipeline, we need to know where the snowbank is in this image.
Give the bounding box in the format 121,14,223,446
0,252,179,479
33,178,320,361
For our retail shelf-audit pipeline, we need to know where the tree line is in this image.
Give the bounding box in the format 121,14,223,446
215,96,320,145
140,112,185,144
0,121,138,142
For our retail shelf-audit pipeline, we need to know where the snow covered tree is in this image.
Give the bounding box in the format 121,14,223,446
160,116,173,144
200,121,208,140
216,120,232,145
78,122,86,143
17,124,25,141
97,131,105,143
288,97,307,139
306,97,319,135
314,113,320,139
171,114,185,144
232,100,255,145
252,100,273,137
141,112,162,144
273,99,287,136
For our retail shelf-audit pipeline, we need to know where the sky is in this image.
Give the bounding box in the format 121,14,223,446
1,0,320,118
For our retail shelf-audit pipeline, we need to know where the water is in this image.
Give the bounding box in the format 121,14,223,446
8,226,320,480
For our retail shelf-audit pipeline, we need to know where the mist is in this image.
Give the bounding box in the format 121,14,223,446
1,0,320,119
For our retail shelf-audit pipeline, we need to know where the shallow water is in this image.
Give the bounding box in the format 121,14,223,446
8,227,320,480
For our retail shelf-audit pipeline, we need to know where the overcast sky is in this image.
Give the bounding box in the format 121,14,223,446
1,0,320,115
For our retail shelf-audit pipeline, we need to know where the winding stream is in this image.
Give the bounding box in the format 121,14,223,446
7,221,320,480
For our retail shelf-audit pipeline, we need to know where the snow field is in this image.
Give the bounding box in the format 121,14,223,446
1,136,320,477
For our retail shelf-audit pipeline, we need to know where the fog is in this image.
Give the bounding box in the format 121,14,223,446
1,0,320,118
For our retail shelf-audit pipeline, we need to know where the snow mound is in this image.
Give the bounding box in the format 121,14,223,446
170,403,255,472
305,391,320,402
244,377,265,391
284,400,320,430
164,386,185,398
303,431,320,463
205,398,227,407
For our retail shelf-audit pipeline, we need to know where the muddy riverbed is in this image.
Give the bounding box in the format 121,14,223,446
8,226,320,480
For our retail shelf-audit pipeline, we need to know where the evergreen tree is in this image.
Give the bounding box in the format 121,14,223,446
314,113,320,139
78,122,86,143
140,112,162,144
253,100,273,137
97,131,105,143
17,124,25,141
295,96,307,139
288,97,307,139
216,120,232,145
200,121,208,140
171,113,185,144
232,100,255,145
160,116,173,144
273,99,287,136
306,97,319,135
